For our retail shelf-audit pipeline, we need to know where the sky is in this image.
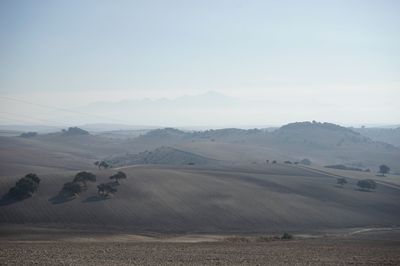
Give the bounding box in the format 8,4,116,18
0,0,399,127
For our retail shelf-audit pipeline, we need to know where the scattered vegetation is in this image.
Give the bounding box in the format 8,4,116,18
378,164,390,176
110,171,127,184
8,173,41,199
357,179,377,191
336,177,348,187
284,161,292,164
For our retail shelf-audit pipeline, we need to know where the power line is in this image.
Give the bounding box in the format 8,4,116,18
0,96,132,124
0,111,70,126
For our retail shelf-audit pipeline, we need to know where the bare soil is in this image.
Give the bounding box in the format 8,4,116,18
1,228,400,265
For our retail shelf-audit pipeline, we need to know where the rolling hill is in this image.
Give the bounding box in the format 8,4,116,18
0,164,399,233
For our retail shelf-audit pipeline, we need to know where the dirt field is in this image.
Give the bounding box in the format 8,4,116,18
1,228,400,265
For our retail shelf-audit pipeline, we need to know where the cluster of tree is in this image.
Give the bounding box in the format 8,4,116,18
61,127,89,136
8,173,41,199
61,171,96,196
60,170,127,198
94,161,110,169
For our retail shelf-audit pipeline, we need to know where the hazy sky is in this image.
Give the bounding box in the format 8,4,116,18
0,0,399,126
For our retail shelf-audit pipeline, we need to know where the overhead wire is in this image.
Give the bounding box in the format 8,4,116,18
0,95,132,124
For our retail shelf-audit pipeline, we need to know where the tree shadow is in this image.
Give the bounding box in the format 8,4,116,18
354,188,374,192
82,195,110,203
48,193,76,204
0,194,21,206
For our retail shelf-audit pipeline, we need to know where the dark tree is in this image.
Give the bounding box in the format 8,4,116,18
62,182,82,196
284,161,292,164
337,177,347,187
272,160,277,164
94,161,100,168
8,173,40,199
378,165,390,176
357,179,377,191
73,171,96,187
109,171,127,184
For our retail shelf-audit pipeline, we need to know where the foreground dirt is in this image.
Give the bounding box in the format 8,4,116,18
1,231,400,265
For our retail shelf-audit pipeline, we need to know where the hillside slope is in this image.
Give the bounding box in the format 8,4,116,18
108,146,219,166
1,164,399,233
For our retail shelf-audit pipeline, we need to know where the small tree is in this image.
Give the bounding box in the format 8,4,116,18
109,171,127,184
62,182,82,196
97,183,117,197
73,171,96,187
99,161,110,169
94,161,100,168
378,165,390,176
281,232,293,240
357,179,377,191
337,177,347,187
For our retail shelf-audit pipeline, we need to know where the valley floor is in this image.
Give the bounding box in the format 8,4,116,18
1,228,400,265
